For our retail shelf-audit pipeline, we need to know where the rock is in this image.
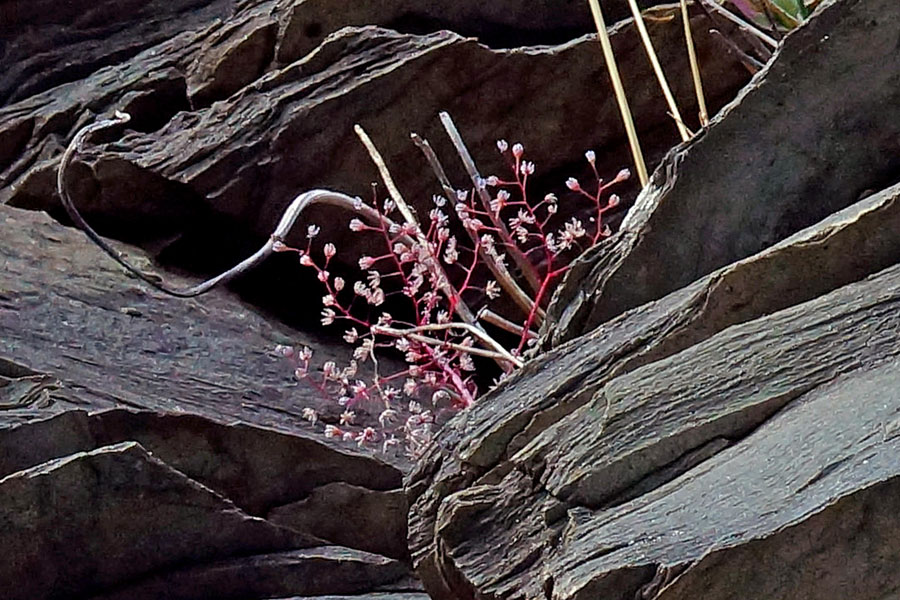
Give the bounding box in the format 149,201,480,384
0,409,401,516
269,482,409,560
0,204,416,597
0,0,236,106
273,0,672,64
0,0,682,107
0,2,751,307
545,0,900,347
90,547,413,600
410,257,900,599
0,203,411,462
0,441,314,600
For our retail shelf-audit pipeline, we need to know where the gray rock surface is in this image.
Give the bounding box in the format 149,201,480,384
5,0,896,598
0,204,414,597
0,441,313,600
269,482,410,560
410,253,900,600
406,1,900,596
545,0,900,347
91,547,412,600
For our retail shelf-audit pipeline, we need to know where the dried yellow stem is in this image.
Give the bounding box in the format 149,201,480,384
626,0,691,142
587,0,649,187
681,0,709,127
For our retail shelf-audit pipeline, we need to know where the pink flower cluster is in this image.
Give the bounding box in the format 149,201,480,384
276,141,629,456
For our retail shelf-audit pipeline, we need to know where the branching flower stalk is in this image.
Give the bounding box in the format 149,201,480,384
59,112,630,457
278,123,629,455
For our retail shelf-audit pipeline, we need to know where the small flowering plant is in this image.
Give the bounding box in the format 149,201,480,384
275,126,629,457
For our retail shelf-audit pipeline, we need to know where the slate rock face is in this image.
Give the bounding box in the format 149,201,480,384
405,0,900,597
0,441,311,600
0,205,419,598
544,0,900,347
5,0,896,598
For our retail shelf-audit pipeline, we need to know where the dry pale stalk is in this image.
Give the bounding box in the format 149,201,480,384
698,0,779,48
625,0,692,142
438,111,545,303
372,323,524,368
411,131,539,320
681,0,710,127
587,0,649,187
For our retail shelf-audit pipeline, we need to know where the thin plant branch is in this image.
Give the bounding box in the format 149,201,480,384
437,112,544,298
587,0,649,187
354,124,494,340
680,0,709,127
711,29,765,73
479,308,538,340
625,0,691,141
372,323,524,368
698,0,779,48
694,0,772,64
409,132,458,202
411,131,539,320
58,112,390,298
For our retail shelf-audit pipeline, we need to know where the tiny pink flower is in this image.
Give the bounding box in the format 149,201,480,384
356,427,377,446
350,380,368,397
301,407,318,425
566,177,581,191
324,424,342,438
349,218,366,232
322,361,336,377
358,255,375,269
307,225,320,239
320,308,335,326
333,277,345,291
382,435,400,453
512,143,524,158
496,139,509,153
344,328,359,343
340,410,356,425
585,150,596,165
379,409,398,427
323,243,336,258
275,344,294,358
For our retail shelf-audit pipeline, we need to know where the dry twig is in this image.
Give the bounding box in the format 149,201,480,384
587,0,649,186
